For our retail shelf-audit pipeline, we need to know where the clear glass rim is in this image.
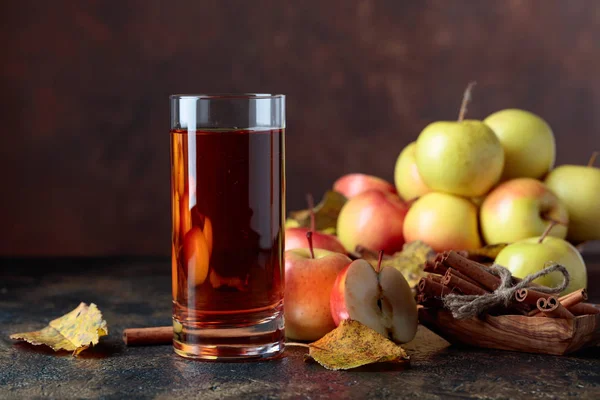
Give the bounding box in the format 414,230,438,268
170,93,284,100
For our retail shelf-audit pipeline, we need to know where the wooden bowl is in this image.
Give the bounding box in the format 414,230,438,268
418,306,600,355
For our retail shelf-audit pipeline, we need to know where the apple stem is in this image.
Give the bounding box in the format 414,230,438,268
286,342,330,351
306,231,315,259
377,250,384,273
538,220,558,244
458,81,477,122
285,342,311,349
588,151,598,167
306,193,316,232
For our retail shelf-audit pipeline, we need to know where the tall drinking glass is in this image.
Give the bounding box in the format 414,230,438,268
170,94,285,360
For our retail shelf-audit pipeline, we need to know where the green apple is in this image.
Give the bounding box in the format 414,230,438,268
495,236,587,295
403,192,482,252
545,163,600,242
415,120,504,197
484,109,555,180
394,142,431,201
480,178,568,244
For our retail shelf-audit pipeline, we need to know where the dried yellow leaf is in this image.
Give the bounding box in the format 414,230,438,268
307,319,409,370
10,302,108,356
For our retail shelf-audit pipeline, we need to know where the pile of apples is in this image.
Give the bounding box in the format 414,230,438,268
283,86,599,342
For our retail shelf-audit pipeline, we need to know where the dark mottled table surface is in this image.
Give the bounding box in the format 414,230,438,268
1,256,599,399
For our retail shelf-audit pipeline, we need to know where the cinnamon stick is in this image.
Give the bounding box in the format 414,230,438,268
423,259,436,273
557,289,599,315
568,303,600,315
536,297,574,319
514,288,552,307
559,289,587,308
123,326,172,346
424,259,448,275
441,269,488,296
418,277,447,298
440,251,501,291
528,289,593,316
434,252,445,264
446,267,480,287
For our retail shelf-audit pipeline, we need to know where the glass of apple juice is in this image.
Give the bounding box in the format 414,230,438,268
170,94,285,360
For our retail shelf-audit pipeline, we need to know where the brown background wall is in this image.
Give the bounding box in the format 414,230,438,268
1,0,598,256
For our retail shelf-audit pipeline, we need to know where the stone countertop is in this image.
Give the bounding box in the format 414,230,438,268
1,257,599,399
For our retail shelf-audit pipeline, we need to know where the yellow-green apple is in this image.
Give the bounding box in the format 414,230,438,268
333,173,396,198
285,227,346,253
284,233,352,341
394,142,431,201
330,256,417,343
495,236,587,295
480,178,568,244
415,120,504,197
403,192,482,251
545,159,600,242
337,190,408,254
484,109,555,180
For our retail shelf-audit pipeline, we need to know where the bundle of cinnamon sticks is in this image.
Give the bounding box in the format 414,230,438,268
416,250,599,318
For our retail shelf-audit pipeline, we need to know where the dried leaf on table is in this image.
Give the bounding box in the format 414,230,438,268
306,319,409,370
286,191,347,234
10,302,108,356
358,241,434,288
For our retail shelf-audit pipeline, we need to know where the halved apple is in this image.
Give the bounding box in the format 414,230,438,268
330,259,418,343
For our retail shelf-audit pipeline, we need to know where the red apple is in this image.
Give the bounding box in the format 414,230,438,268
330,255,417,343
284,232,352,341
333,173,397,198
285,227,346,253
337,190,408,254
